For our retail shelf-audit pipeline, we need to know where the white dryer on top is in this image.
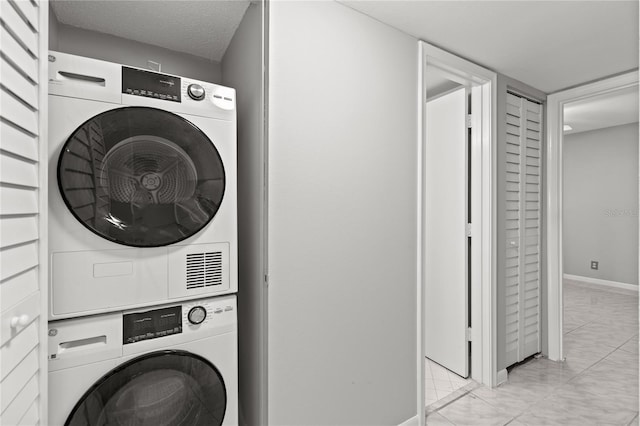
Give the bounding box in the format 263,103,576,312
48,52,237,320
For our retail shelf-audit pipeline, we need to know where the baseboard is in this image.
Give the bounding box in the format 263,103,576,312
398,414,419,426
496,368,508,386
563,274,638,292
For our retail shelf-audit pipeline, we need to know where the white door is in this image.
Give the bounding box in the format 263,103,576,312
0,0,48,424
424,87,469,378
504,92,542,366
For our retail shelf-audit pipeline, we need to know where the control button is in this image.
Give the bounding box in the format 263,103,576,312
188,306,207,325
133,90,139,95
214,307,223,314
224,306,233,312
188,84,206,100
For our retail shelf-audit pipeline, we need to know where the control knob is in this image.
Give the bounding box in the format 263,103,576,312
187,84,206,101
188,306,207,325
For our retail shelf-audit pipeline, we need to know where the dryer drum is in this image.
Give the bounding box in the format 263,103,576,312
57,107,226,247
103,136,198,205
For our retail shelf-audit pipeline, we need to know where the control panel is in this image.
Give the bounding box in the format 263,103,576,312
182,298,235,328
123,305,182,344
122,297,235,345
121,66,235,112
122,67,181,102
47,295,236,371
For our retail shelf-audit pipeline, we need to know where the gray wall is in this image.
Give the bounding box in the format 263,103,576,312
267,1,418,424
51,19,221,82
496,75,547,371
563,123,639,285
220,3,266,426
49,3,59,50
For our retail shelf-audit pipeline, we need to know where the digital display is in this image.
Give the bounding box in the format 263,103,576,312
122,67,182,102
123,306,182,344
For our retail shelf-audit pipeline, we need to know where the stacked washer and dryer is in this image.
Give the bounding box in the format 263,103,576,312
46,51,239,426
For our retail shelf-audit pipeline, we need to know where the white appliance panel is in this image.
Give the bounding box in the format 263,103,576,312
51,247,167,316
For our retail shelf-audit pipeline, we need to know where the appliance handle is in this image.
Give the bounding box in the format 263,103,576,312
59,335,107,352
55,71,107,86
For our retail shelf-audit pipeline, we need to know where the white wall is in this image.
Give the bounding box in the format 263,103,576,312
268,2,418,424
220,3,266,426
51,18,221,82
563,123,639,285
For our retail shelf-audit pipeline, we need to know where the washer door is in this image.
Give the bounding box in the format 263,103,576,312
58,107,226,247
65,351,227,426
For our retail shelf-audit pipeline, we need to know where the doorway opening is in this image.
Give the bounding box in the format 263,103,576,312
562,85,639,351
545,71,639,362
423,70,474,409
417,41,497,424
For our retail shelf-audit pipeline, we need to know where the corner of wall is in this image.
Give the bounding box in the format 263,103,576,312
48,3,59,50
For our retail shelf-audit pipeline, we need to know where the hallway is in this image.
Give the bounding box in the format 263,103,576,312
426,279,639,425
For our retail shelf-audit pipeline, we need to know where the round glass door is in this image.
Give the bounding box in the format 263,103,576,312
66,351,227,426
58,107,226,247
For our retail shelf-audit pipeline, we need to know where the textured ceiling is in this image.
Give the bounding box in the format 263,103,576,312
340,1,638,94
564,86,639,135
51,0,251,62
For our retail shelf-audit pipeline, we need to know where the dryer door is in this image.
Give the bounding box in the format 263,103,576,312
65,350,227,426
57,107,226,247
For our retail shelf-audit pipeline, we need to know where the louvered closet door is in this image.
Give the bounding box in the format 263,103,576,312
504,92,542,366
0,1,47,425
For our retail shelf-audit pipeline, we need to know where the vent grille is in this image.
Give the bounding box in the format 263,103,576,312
186,251,223,289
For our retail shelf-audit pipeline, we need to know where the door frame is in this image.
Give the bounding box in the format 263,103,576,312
416,40,497,424
545,70,639,361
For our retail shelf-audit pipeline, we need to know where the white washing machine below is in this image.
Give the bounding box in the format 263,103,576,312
48,295,238,426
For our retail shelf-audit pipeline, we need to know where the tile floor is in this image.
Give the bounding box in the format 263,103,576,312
425,358,475,407
426,279,639,425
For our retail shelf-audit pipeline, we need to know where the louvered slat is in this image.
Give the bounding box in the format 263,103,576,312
0,26,38,81
0,0,38,56
1,56,38,108
1,88,38,134
0,153,38,188
0,321,38,380
0,186,38,215
9,0,39,32
17,399,39,425
0,120,38,161
1,348,38,412
0,269,38,312
0,372,38,424
0,216,38,248
0,242,38,282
